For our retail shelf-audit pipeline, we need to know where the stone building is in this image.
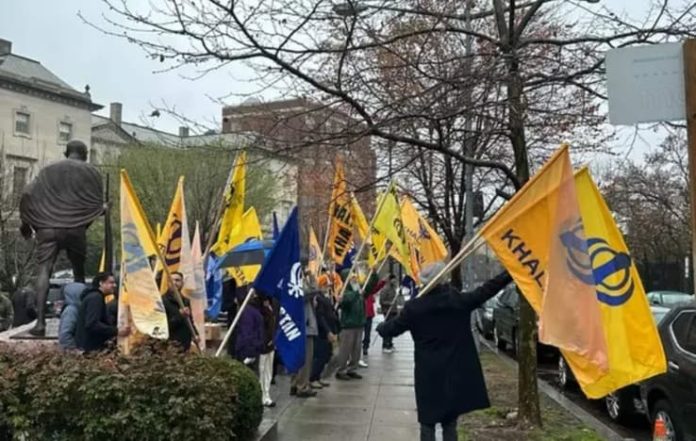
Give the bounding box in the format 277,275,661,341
0,38,101,201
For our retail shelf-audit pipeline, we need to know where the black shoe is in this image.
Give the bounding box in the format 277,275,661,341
296,389,318,398
363,348,368,356
335,372,352,381
346,372,363,379
290,387,297,396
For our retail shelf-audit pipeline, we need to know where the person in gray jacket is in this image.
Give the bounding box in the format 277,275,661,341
291,272,320,398
379,274,399,352
58,282,86,350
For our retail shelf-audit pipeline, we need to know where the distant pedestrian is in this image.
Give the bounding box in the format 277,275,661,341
362,277,385,360
377,263,512,441
58,282,86,350
379,274,398,352
75,272,129,352
11,286,37,328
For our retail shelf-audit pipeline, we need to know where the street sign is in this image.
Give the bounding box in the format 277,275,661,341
606,42,685,125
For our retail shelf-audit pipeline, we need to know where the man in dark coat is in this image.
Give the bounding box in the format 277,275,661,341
162,272,194,352
75,272,129,352
19,140,104,336
377,262,512,441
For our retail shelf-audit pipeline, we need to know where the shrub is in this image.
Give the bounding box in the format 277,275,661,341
0,342,262,441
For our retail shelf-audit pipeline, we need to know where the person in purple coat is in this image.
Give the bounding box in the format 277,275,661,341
230,290,265,376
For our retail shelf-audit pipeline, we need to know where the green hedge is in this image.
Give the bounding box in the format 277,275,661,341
0,342,262,441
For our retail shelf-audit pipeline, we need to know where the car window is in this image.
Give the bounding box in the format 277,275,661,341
671,311,696,355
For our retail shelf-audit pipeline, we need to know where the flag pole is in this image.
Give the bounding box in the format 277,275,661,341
336,179,395,299
359,240,389,293
418,231,486,297
215,287,256,357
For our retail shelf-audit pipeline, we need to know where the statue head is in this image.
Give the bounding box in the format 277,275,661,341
64,140,88,161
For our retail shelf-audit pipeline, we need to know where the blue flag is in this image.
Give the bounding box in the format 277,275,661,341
205,254,224,319
336,246,356,272
272,211,280,240
254,207,305,373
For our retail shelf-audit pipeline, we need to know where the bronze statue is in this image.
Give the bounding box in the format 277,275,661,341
19,140,104,336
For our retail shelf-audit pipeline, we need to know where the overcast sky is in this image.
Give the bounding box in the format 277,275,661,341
0,0,664,162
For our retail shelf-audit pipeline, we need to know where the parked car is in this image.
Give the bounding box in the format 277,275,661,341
492,285,555,357
647,291,693,308
557,305,672,425
474,292,499,339
641,304,696,441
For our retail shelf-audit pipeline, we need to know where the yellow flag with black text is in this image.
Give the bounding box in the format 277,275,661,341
480,146,608,389
326,159,354,264
227,207,264,286
351,195,384,268
157,177,194,294
373,182,411,275
212,151,246,256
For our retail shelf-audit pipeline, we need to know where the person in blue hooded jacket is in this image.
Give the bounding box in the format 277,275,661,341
58,282,87,350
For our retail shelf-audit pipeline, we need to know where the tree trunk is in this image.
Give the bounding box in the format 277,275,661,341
507,49,542,427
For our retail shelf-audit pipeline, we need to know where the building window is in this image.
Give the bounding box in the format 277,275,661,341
15,111,30,135
12,166,28,202
58,122,73,143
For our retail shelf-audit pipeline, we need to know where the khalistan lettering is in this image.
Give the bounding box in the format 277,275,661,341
501,228,545,287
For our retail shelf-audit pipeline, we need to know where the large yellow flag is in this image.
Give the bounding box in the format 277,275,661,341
561,168,666,398
351,195,385,268
118,171,169,342
227,207,264,286
326,159,354,264
308,227,323,277
480,146,608,385
157,177,195,295
189,222,207,350
212,151,246,255
373,182,411,275
416,215,448,266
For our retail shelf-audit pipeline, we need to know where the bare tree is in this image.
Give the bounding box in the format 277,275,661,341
93,0,696,425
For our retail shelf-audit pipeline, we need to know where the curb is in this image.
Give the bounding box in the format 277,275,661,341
480,339,633,441
254,418,278,441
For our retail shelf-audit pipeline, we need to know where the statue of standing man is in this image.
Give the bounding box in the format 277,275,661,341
20,140,104,336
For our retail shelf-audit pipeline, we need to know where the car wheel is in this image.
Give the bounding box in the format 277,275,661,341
605,390,634,424
494,326,506,350
652,399,683,441
557,356,573,390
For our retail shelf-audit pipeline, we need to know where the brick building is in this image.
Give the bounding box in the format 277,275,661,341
222,98,376,249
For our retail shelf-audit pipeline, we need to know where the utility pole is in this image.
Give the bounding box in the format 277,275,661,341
683,39,696,295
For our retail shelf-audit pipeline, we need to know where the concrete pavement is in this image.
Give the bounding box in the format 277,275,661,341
270,328,424,441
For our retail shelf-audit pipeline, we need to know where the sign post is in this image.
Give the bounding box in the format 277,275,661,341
683,40,696,290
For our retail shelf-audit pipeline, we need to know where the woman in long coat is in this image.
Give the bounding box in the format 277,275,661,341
377,264,511,441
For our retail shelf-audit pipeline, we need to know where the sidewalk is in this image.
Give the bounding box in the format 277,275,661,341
272,329,422,441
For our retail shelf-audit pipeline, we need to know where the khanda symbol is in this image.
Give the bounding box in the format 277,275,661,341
560,221,634,307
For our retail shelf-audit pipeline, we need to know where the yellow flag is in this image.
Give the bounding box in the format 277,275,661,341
326,159,354,263
226,207,264,286
156,177,194,294
350,194,384,268
562,168,666,398
212,151,246,255
480,146,608,386
373,182,411,275
188,222,207,350
118,171,169,342
308,227,323,277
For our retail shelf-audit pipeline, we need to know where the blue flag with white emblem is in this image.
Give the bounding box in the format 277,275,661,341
254,207,305,373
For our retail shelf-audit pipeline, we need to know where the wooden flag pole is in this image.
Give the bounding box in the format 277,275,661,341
359,240,390,294
215,287,256,357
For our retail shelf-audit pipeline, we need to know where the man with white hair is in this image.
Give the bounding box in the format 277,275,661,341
377,262,511,441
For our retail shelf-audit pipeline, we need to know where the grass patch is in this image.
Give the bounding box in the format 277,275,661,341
457,350,604,441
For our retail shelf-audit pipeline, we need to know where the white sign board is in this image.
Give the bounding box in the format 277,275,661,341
606,42,685,125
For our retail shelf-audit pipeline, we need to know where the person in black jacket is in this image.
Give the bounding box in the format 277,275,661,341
75,272,129,352
377,262,512,441
162,272,195,352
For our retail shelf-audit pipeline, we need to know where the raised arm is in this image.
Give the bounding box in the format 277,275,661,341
454,272,512,311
